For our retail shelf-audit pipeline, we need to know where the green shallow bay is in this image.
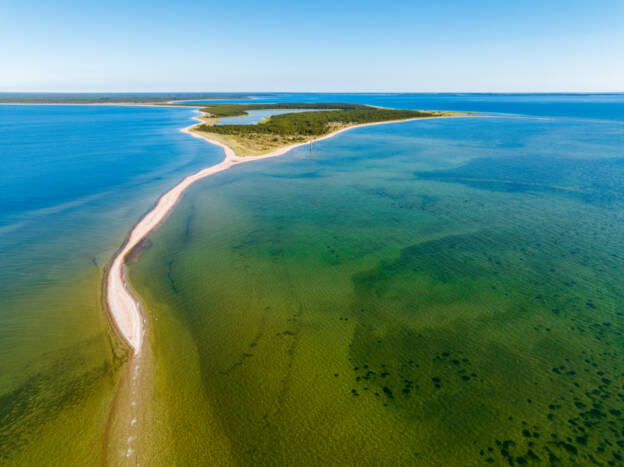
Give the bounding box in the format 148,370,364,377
129,117,624,465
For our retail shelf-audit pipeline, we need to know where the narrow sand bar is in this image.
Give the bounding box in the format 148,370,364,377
106,113,451,354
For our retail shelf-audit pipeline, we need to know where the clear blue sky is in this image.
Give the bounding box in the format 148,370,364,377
2,0,623,92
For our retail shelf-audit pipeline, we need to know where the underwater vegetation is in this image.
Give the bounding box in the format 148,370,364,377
129,115,624,464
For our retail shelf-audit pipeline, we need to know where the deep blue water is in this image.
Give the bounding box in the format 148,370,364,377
0,105,222,221
0,105,225,257
183,92,624,122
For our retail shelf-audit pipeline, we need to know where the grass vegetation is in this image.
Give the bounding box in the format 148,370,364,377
195,103,453,156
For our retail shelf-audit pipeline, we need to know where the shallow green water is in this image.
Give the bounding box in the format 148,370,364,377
129,116,624,465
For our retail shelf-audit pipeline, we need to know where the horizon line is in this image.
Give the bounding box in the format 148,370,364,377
1,90,624,95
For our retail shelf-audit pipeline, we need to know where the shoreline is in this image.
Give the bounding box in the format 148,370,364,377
104,112,457,354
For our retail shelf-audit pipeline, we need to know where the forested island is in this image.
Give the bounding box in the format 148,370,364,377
193,103,454,156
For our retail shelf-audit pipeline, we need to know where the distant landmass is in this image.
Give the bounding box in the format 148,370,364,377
0,92,258,104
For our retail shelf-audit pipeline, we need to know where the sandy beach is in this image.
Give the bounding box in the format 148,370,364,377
105,112,451,354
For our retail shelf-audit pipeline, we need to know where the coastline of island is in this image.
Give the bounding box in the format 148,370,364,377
104,107,460,355
192,103,454,156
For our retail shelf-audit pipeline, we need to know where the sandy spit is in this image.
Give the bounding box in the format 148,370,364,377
105,113,450,354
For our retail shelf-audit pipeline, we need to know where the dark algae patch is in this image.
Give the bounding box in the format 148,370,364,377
128,115,624,464
348,221,624,465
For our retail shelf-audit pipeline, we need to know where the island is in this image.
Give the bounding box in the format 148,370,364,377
106,103,457,355
191,103,454,156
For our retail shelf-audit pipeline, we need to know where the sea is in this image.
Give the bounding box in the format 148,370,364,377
1,94,623,465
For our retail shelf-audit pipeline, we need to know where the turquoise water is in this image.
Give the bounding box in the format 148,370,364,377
129,101,624,464
0,105,222,464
